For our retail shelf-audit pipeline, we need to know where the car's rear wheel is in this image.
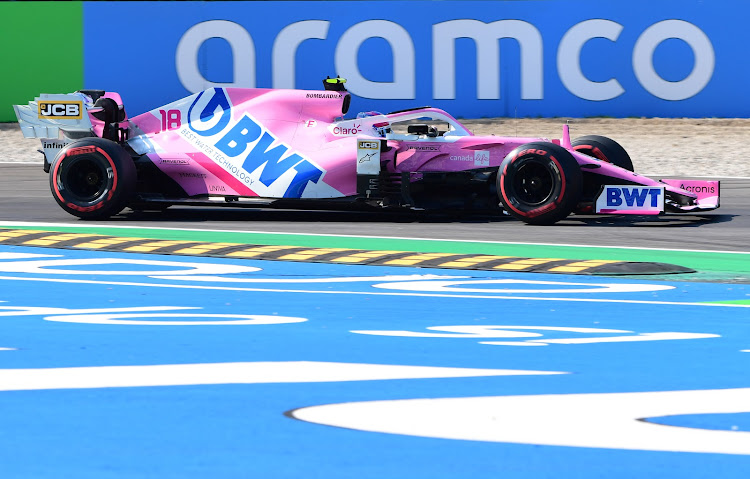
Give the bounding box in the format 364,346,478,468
572,135,634,171
50,138,136,219
498,142,582,225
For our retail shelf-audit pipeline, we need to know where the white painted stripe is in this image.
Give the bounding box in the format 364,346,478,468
0,274,746,307
293,388,750,455
0,362,564,391
0,253,59,260
649,174,750,180
524,332,719,344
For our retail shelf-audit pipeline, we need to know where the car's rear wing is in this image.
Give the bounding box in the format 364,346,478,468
14,91,131,171
13,92,94,140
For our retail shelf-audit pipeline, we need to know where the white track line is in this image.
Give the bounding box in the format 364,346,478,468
0,274,746,308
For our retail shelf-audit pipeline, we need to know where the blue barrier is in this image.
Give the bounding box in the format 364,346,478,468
84,1,749,118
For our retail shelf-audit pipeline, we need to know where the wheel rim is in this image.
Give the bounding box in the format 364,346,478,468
512,159,555,205
62,156,108,202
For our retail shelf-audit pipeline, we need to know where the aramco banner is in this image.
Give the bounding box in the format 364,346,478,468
3,1,747,120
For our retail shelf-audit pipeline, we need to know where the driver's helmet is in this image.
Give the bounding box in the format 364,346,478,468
356,111,384,119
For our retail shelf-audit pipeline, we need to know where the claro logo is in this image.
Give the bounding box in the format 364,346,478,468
175,18,714,102
332,123,362,135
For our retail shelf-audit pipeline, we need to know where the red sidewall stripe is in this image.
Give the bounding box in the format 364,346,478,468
501,151,567,218
52,146,118,212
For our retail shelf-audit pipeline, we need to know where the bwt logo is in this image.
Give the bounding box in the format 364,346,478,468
176,18,714,102
188,88,323,198
38,102,82,119
606,187,663,207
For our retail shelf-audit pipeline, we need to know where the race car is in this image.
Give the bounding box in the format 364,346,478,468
13,77,720,225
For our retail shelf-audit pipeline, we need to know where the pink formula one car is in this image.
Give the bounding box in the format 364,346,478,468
14,77,719,225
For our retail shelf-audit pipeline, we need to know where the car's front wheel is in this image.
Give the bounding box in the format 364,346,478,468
572,135,634,171
497,142,582,225
49,138,136,219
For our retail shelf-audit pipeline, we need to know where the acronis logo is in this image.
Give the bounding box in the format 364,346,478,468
188,88,323,198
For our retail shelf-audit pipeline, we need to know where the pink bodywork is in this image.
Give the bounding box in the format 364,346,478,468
661,179,720,210
86,86,712,210
127,88,363,198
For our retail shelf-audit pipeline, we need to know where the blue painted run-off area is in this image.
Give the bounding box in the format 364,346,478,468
0,246,748,478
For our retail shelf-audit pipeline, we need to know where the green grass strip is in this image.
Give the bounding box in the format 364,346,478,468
704,300,750,305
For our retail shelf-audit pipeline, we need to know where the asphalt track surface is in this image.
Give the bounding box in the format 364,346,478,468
1,164,750,478
1,163,749,252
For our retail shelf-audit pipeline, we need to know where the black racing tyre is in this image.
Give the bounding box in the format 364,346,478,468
49,138,136,219
572,135,634,171
498,142,582,225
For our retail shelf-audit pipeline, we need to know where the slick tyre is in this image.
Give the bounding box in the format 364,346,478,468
498,142,582,225
49,138,136,219
572,135,634,171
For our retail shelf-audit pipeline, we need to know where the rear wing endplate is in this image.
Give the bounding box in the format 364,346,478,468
13,93,94,139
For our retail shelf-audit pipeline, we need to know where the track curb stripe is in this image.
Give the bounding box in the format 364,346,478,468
0,228,693,275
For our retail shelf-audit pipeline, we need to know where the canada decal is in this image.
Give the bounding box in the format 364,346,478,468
181,88,325,198
450,150,490,167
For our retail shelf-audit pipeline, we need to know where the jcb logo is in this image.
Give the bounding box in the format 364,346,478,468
358,141,379,149
38,102,82,119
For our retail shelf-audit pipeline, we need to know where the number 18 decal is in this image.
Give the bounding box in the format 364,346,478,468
159,109,182,132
